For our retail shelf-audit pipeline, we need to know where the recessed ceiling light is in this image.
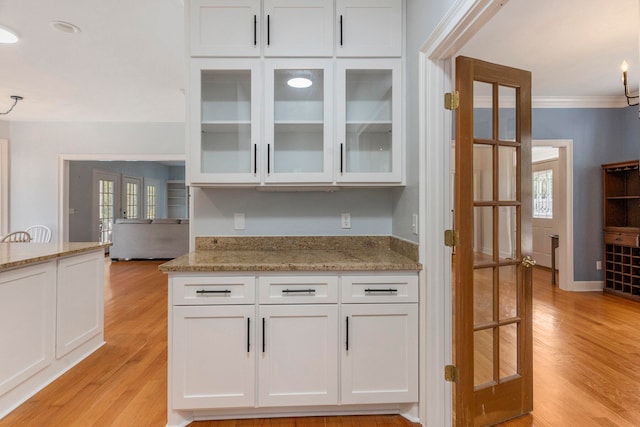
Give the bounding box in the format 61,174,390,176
0,25,19,44
50,20,81,34
287,77,312,88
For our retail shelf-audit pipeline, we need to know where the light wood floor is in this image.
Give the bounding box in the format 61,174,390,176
1,261,639,426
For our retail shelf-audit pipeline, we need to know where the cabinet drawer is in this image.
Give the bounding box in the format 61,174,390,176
258,276,338,304
341,274,418,303
172,276,255,305
604,232,639,247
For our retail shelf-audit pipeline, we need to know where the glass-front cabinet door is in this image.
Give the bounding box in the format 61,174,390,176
336,59,402,184
189,58,261,185
265,59,333,183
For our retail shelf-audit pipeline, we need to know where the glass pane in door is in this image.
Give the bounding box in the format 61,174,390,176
273,69,324,173
344,69,392,173
201,70,253,174
472,79,522,391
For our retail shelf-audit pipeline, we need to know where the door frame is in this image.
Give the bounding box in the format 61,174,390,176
533,139,575,291
58,153,186,243
417,1,509,426
0,139,8,236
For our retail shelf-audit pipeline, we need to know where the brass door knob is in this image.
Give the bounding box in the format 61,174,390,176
521,255,537,268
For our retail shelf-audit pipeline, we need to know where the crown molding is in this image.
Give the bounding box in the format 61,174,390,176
473,95,628,109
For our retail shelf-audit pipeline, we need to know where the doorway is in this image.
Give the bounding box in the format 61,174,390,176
532,140,574,291
58,154,186,243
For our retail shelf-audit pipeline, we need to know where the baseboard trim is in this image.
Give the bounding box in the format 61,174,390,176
571,281,603,292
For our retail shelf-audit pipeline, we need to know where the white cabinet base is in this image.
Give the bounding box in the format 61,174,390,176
168,402,420,427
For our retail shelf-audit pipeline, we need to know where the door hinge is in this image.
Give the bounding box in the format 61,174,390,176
444,364,459,383
444,91,460,110
444,229,459,247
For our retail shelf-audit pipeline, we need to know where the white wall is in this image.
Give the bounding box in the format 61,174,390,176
8,122,184,241
0,122,8,139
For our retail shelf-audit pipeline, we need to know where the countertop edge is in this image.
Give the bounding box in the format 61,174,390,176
0,243,109,271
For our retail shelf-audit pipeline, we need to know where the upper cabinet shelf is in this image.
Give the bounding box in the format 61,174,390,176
189,0,402,58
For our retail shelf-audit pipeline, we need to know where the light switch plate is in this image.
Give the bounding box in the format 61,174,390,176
234,213,245,230
341,213,351,229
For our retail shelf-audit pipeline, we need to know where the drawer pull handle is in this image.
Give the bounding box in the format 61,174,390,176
345,316,349,351
262,318,266,353
196,289,231,295
282,288,316,294
616,237,623,242
247,317,251,353
364,288,398,293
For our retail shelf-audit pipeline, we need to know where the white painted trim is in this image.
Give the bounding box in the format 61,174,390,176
58,154,186,242
533,140,574,292
0,139,8,236
418,1,510,426
572,281,604,292
532,96,627,109
474,96,628,109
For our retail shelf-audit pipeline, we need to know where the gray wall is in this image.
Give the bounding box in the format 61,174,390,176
533,107,640,282
193,188,393,236
392,0,459,243
68,161,185,242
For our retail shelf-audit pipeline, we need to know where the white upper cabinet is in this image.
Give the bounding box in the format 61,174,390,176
336,59,402,184
189,0,261,57
336,0,402,57
189,58,261,185
264,59,333,183
263,0,334,57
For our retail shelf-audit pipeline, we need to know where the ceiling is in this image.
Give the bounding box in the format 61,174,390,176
0,0,637,122
458,0,639,106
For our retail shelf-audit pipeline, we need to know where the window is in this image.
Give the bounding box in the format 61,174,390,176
126,182,139,219
98,179,114,244
146,185,157,219
533,169,553,219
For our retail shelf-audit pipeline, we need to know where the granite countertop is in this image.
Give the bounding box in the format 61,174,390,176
159,236,422,272
0,242,109,271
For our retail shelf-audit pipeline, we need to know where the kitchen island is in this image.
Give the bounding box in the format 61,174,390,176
0,242,108,420
161,236,421,427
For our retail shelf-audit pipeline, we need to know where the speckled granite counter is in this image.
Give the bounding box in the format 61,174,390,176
0,242,108,271
159,236,421,272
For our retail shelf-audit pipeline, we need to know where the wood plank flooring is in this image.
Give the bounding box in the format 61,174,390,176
1,261,639,426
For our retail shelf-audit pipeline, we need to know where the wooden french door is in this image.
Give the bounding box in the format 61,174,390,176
453,56,533,426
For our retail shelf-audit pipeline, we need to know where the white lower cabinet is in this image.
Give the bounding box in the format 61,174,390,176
168,271,418,423
341,303,418,404
172,305,255,409
56,251,105,359
258,304,338,406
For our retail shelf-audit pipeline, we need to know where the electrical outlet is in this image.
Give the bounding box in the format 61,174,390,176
596,260,602,270
234,213,245,230
412,213,419,235
341,213,351,229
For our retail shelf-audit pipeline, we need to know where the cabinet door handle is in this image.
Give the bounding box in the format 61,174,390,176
253,15,257,46
267,144,271,174
196,289,231,294
340,15,343,46
345,316,349,351
364,288,398,293
247,317,251,353
254,144,257,174
282,288,316,294
340,143,344,174
262,318,266,353
267,15,270,45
